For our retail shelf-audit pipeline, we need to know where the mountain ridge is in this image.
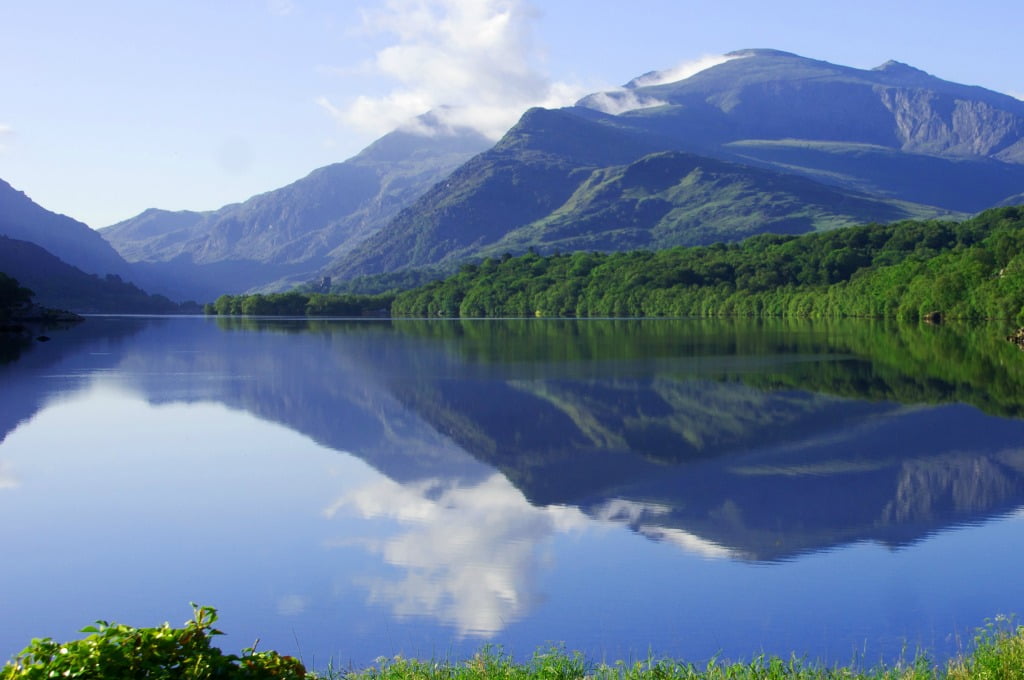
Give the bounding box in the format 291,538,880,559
100,113,492,299
0,179,135,279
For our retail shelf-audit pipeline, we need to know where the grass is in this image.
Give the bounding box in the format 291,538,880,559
324,617,1024,680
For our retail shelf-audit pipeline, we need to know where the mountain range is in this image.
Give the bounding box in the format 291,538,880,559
4,49,1024,306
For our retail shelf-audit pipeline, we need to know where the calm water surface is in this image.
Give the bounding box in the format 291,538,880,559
1,316,1023,669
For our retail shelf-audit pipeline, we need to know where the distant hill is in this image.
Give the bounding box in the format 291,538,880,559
101,112,491,299
324,49,1024,279
0,179,134,278
0,235,184,313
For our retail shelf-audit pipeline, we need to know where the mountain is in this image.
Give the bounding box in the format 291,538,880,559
100,112,491,299
0,179,134,279
0,235,184,313
327,49,1024,279
324,107,683,277
339,148,951,278
578,49,1024,210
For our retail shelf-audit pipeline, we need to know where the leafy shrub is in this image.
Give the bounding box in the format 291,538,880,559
1,604,306,679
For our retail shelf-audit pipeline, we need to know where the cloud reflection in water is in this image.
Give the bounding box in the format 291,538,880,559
327,473,590,637
0,460,18,490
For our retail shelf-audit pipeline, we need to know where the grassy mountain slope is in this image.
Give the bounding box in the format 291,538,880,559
719,139,1024,212
484,150,958,254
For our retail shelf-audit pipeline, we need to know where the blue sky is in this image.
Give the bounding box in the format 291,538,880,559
1,0,1021,229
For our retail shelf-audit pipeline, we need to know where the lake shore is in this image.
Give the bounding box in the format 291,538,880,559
338,625,1024,679
5,615,1022,679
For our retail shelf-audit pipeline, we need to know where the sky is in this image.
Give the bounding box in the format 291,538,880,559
1,0,1022,229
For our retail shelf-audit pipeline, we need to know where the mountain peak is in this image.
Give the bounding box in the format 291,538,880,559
724,48,798,59
872,59,929,76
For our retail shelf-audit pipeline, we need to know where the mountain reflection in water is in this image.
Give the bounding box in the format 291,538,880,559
2,317,1023,664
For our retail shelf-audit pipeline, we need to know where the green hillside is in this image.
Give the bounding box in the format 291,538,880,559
485,150,956,254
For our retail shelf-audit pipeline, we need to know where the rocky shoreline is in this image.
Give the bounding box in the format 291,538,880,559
0,303,84,340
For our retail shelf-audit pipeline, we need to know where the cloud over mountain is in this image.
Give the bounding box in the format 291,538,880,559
581,53,744,114
320,0,584,139
629,53,743,88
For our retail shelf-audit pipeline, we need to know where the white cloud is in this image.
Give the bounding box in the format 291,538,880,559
0,124,12,154
590,498,736,560
591,498,670,524
0,461,19,490
328,472,745,636
636,526,736,560
630,53,744,88
328,473,589,637
1011,92,1024,102
581,90,668,116
276,594,309,616
580,54,746,115
266,0,295,16
320,0,585,139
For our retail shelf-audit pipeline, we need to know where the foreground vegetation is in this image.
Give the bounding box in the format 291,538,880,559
4,608,1023,679
392,206,1024,320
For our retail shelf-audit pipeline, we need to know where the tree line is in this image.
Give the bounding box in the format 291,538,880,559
206,291,395,316
391,207,1024,322
0,272,33,318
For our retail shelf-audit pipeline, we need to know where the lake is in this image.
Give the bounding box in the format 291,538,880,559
1,316,1023,671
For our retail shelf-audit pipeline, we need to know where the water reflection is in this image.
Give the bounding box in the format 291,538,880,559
331,473,588,636
590,499,735,559
2,317,1024,662
0,460,18,490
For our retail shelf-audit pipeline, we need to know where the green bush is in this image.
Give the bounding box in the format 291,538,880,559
1,605,305,680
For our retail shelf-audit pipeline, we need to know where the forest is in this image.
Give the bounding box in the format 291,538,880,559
206,290,395,317
390,206,1024,321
